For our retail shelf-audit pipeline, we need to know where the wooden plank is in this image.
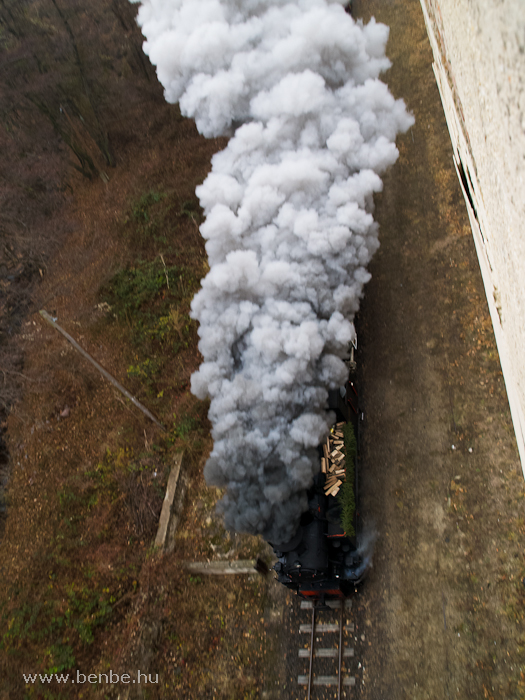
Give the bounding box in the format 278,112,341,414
155,452,184,550
184,560,258,575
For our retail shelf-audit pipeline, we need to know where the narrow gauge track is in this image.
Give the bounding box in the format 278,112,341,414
298,599,356,698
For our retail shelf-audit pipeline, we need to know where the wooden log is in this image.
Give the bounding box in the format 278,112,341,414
325,479,342,496
321,457,327,473
323,443,329,461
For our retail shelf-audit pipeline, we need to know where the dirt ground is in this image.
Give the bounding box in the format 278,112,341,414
349,1,525,699
1,1,524,699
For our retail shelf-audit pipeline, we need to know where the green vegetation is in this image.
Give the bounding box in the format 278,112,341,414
99,254,199,399
1,583,113,674
100,257,197,346
0,443,171,684
127,357,161,382
131,190,166,224
100,258,181,323
171,413,198,440
338,421,357,537
343,420,357,460
127,190,170,245
124,189,203,250
85,446,169,537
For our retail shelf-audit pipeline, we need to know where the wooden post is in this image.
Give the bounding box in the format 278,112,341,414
39,310,166,432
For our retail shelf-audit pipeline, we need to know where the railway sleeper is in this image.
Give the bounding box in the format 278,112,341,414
300,600,352,611
299,622,355,633
298,648,354,658
298,675,356,687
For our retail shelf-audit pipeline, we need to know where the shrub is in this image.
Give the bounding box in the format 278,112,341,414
101,258,179,322
338,421,357,537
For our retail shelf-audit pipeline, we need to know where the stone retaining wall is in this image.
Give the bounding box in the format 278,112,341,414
420,0,525,471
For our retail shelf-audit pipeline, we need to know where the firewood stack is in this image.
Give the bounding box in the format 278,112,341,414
321,422,346,497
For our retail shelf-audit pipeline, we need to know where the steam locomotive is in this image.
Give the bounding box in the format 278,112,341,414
270,343,368,601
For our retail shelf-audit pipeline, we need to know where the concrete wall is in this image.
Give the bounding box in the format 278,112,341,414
420,0,525,471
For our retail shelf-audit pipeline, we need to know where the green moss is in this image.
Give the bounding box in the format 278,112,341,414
337,422,357,537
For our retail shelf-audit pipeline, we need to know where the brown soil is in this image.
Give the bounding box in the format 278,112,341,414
0,55,271,700
1,1,524,699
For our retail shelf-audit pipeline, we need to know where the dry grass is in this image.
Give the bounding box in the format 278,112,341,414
0,85,270,700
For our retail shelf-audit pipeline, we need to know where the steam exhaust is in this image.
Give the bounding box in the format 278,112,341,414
132,0,413,542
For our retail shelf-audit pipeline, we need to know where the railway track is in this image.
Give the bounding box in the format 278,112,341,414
298,599,355,699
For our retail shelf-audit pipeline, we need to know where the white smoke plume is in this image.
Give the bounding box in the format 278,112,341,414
133,0,414,543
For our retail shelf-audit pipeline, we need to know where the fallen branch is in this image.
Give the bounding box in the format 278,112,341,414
39,309,166,432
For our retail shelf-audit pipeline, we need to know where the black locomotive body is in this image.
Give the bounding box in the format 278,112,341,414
271,349,367,600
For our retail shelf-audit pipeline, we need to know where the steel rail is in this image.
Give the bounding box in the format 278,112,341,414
338,601,344,700
307,603,316,700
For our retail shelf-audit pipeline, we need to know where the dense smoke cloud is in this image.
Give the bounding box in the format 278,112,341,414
133,0,413,543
